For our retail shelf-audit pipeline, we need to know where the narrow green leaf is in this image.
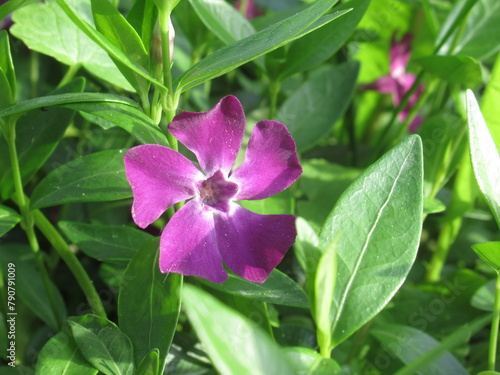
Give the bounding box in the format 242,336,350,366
481,51,500,152
174,0,340,92
277,62,359,152
126,0,157,54
319,135,423,346
466,90,500,226
0,244,67,330
182,284,296,375
0,70,12,108
279,0,368,79
118,239,182,369
472,242,500,272
36,331,97,375
197,269,309,308
69,314,135,375
0,205,21,237
30,149,132,209
0,79,84,201
416,55,482,87
0,31,16,100
58,221,153,265
190,0,255,45
136,349,159,375
0,0,38,21
371,324,470,375
54,0,164,89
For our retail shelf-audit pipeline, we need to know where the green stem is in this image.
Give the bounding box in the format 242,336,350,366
3,118,63,328
489,273,500,371
57,63,81,89
269,79,280,120
32,209,107,319
30,51,39,98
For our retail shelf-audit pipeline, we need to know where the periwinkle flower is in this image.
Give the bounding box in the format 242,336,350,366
364,33,424,132
124,96,302,283
235,0,262,19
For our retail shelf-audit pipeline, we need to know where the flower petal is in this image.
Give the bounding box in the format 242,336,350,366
160,200,227,283
390,33,412,78
231,120,302,201
124,145,203,228
169,95,245,175
214,204,296,283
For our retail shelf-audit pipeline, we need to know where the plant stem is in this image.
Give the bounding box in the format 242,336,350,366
57,63,81,89
3,117,63,328
31,209,107,319
489,273,500,371
268,79,280,120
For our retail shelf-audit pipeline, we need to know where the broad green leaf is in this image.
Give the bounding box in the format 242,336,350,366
472,242,500,272
283,347,341,375
319,135,423,346
279,0,369,79
36,331,97,375
69,314,135,375
136,349,159,375
182,284,296,375
454,0,500,60
54,0,164,89
30,149,132,209
481,52,500,150
314,240,337,354
0,0,38,20
0,79,84,201
0,92,167,146
277,62,359,152
416,55,482,87
0,244,67,330
471,279,495,311
466,90,500,226
174,0,340,92
91,0,150,94
11,0,133,90
371,324,469,375
190,0,255,45
0,31,15,100
58,221,153,265
118,239,182,368
0,205,20,237
197,269,309,308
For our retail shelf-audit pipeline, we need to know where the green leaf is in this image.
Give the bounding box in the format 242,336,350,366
481,52,500,152
30,149,132,209
0,205,21,237
319,135,423,347
54,0,164,89
283,347,341,375
197,269,309,308
279,0,369,79
90,0,150,94
174,0,340,92
416,55,482,87
182,284,296,375
454,0,500,60
118,239,182,368
190,0,255,45
153,0,180,13
58,221,153,265
11,0,133,90
36,331,98,375
136,349,159,375
423,197,446,215
0,80,84,201
239,189,293,215
0,244,67,330
0,70,12,108
0,31,16,100
69,314,135,375
471,279,495,312
277,62,359,152
472,242,500,272
466,90,500,227
0,0,38,20
371,324,470,375
126,0,157,54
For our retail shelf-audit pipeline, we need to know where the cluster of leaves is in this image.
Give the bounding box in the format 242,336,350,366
0,0,499,374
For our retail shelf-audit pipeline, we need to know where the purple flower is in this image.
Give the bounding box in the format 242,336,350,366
235,0,262,19
124,96,302,283
365,33,424,132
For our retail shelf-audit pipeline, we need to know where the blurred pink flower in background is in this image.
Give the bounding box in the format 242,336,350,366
364,33,424,132
235,0,262,19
